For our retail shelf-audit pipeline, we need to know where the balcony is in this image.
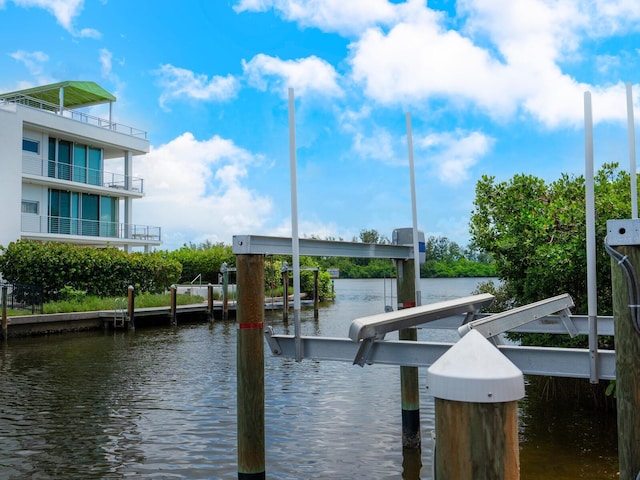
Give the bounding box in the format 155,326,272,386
1,94,147,139
21,214,161,243
22,156,144,194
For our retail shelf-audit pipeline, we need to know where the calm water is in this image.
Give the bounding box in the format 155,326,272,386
0,278,618,479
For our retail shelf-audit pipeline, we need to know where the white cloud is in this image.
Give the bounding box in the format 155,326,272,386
352,128,399,166
134,133,273,250
234,0,398,36
11,0,100,38
243,54,343,98
417,130,493,185
99,48,112,78
154,64,239,109
9,50,49,76
347,0,640,128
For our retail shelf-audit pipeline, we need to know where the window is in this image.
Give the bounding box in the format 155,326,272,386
21,200,39,214
22,139,39,154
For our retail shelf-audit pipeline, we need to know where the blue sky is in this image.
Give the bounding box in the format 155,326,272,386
2,0,640,251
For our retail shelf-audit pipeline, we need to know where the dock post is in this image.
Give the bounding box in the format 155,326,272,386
127,285,135,330
313,269,319,320
207,283,214,322
236,254,265,480
608,241,640,480
170,284,177,326
1,285,7,339
396,259,420,449
222,262,229,321
427,329,524,479
282,263,289,323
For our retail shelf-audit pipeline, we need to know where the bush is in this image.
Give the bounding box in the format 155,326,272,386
0,240,182,300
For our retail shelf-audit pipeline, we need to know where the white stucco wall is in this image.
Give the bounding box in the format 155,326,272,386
0,106,23,248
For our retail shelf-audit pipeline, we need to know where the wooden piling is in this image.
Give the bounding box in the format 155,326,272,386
427,329,524,480
396,259,420,449
282,268,289,323
170,284,177,326
236,254,265,480
313,269,319,320
610,244,640,480
207,283,214,322
127,285,135,330
222,264,229,322
1,285,7,339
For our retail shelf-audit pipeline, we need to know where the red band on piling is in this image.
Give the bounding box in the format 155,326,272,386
238,322,264,329
400,302,416,308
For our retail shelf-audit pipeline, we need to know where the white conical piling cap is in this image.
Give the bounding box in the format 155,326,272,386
426,329,525,403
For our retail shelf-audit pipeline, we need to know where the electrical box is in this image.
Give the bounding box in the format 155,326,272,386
606,219,640,246
392,228,426,264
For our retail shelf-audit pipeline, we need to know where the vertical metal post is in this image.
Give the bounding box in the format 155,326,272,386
610,245,640,480
584,91,599,383
627,82,638,219
396,259,420,449
207,283,214,322
313,269,319,320
170,284,177,326
1,285,8,339
236,254,265,480
127,285,135,330
405,112,422,307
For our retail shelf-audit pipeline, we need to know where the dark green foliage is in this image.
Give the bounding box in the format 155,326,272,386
265,255,334,300
165,241,234,284
0,240,182,300
469,163,631,349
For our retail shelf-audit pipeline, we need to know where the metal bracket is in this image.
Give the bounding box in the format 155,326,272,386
264,326,282,355
559,307,578,337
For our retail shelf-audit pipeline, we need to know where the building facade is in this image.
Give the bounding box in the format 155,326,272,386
0,81,160,252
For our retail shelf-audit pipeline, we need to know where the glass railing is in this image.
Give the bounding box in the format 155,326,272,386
1,94,147,139
21,214,161,242
22,156,144,194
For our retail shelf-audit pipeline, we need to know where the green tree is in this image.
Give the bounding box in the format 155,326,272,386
469,162,631,344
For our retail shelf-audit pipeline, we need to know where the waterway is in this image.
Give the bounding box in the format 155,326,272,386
0,278,618,479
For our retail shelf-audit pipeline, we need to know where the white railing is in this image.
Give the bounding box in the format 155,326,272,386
1,94,147,139
21,214,161,242
22,156,144,194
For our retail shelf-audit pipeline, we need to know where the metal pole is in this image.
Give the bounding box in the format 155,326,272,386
405,112,422,307
282,264,289,323
236,254,265,480
288,87,303,361
584,92,599,383
627,83,638,219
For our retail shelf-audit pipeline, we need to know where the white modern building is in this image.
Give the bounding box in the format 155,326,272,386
0,81,160,252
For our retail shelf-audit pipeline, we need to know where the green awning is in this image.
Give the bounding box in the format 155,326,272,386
0,81,116,109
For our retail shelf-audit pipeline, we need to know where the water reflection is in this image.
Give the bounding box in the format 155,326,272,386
0,278,619,479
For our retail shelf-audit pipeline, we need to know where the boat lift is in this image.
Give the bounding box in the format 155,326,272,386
234,234,616,381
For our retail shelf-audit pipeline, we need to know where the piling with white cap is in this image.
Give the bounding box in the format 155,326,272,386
426,329,525,479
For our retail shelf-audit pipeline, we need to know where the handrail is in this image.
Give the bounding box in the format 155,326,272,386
1,94,147,139
190,274,202,285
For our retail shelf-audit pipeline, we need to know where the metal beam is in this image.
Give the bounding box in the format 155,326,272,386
232,235,414,259
265,332,617,380
348,293,495,341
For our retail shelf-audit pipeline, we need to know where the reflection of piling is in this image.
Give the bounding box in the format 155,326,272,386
1,285,7,339
207,284,214,322
427,329,524,479
170,284,177,326
127,285,135,330
236,254,265,479
609,243,640,479
396,258,420,449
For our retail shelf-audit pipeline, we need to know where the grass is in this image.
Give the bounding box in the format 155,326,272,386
6,293,205,316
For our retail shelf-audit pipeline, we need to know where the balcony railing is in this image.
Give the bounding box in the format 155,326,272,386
21,214,161,243
1,94,147,139
22,156,144,194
